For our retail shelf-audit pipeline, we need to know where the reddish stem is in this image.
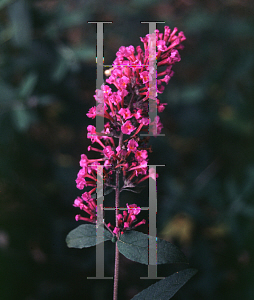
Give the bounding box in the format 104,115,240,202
113,133,123,300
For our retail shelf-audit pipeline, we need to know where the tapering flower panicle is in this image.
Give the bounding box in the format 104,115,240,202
73,26,185,230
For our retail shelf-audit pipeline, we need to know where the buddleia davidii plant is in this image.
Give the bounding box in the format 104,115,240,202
66,26,197,300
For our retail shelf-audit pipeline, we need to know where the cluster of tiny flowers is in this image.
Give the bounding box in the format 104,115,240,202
73,191,97,223
107,204,146,235
74,26,185,231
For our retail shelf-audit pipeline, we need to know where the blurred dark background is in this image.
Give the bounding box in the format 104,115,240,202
0,0,254,299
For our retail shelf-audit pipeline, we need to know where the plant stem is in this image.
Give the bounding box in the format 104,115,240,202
113,132,123,300
113,242,119,300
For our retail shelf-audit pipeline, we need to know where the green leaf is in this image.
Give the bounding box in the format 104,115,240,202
12,103,35,131
66,224,112,249
0,0,15,10
131,268,197,300
90,187,115,199
0,81,17,105
8,0,32,47
104,187,115,196
19,72,38,99
121,186,146,194
52,59,69,82
117,231,187,265
72,45,95,61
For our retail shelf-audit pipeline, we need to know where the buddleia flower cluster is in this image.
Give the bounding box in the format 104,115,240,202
73,26,186,235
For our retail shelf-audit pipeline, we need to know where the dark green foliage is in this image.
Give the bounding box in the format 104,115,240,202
66,225,112,248
131,269,197,300
117,231,188,265
112,236,118,243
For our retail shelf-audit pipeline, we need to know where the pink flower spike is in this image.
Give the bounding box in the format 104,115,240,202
71,26,185,234
121,120,136,135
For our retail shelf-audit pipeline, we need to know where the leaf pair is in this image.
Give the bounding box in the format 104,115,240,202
66,225,187,265
66,225,197,299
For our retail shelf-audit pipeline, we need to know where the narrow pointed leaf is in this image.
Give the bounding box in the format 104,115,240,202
90,187,114,199
66,224,112,249
104,187,115,196
131,268,197,300
121,186,145,193
117,231,187,265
